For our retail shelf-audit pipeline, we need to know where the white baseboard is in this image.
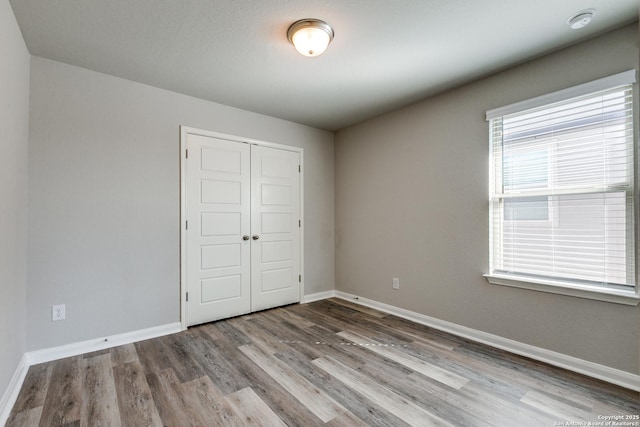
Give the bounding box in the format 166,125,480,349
303,290,337,303
0,354,29,427
333,291,640,392
3,295,638,425
26,322,182,366
0,322,181,425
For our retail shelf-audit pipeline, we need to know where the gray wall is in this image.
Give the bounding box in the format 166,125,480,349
27,57,334,351
0,0,30,398
335,24,640,374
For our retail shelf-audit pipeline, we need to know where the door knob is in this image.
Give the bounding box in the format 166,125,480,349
252,235,260,240
242,235,250,241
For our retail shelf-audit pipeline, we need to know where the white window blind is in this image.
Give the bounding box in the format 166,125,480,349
488,72,636,293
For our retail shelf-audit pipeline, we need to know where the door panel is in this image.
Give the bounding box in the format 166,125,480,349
261,213,292,233
201,212,240,236
201,180,241,204
251,145,301,312
186,134,251,326
261,241,292,263
261,184,292,205
261,268,293,291
201,244,241,269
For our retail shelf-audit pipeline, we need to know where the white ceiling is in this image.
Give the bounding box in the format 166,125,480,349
9,0,638,131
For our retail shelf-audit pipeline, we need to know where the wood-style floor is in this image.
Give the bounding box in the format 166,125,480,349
7,298,640,426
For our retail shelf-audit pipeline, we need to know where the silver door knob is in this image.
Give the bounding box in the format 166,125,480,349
252,235,260,240
242,235,250,241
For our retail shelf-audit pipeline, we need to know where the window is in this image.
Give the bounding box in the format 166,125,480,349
485,70,639,305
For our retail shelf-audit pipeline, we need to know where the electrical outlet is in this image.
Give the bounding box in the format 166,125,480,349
392,278,400,290
52,304,65,321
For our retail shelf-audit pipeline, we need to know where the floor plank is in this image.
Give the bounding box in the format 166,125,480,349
338,330,469,389
520,389,593,422
112,360,162,426
180,376,241,427
314,355,453,426
273,343,410,427
216,322,353,426
109,343,138,367
225,387,287,426
6,406,43,427
182,328,252,394
8,362,52,415
38,356,82,426
145,368,193,426
79,354,121,427
239,343,345,423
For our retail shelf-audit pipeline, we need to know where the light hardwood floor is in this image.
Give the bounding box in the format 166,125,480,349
7,298,640,426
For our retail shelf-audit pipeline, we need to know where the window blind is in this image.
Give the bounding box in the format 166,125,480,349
488,75,636,290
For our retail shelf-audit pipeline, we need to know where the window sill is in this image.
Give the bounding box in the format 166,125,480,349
483,273,640,306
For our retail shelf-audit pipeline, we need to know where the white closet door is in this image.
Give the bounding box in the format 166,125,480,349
250,145,301,312
185,134,251,326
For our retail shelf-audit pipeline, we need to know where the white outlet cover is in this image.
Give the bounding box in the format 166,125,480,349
52,304,66,321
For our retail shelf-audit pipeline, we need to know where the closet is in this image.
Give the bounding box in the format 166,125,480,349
181,128,301,326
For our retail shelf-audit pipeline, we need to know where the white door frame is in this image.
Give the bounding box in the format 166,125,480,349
179,126,304,330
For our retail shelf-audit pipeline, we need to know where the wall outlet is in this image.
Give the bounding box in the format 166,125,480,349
392,277,400,290
52,304,65,321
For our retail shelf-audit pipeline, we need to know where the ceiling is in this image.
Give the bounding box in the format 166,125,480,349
9,0,638,131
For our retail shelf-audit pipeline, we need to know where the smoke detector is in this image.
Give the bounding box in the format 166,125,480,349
567,9,596,29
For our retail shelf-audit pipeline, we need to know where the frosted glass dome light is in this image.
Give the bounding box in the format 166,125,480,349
287,19,334,57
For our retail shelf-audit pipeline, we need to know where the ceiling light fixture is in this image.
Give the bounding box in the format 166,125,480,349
567,9,596,30
287,19,334,57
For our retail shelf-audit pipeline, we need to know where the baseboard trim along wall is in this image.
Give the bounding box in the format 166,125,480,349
327,291,640,392
0,322,181,425
26,322,182,366
4,292,639,424
0,354,29,427
302,290,336,303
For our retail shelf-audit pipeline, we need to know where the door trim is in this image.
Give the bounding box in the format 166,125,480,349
179,126,304,330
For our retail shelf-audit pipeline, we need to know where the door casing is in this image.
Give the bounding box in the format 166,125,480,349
179,126,304,330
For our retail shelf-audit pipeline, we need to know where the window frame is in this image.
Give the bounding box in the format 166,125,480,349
484,70,640,306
